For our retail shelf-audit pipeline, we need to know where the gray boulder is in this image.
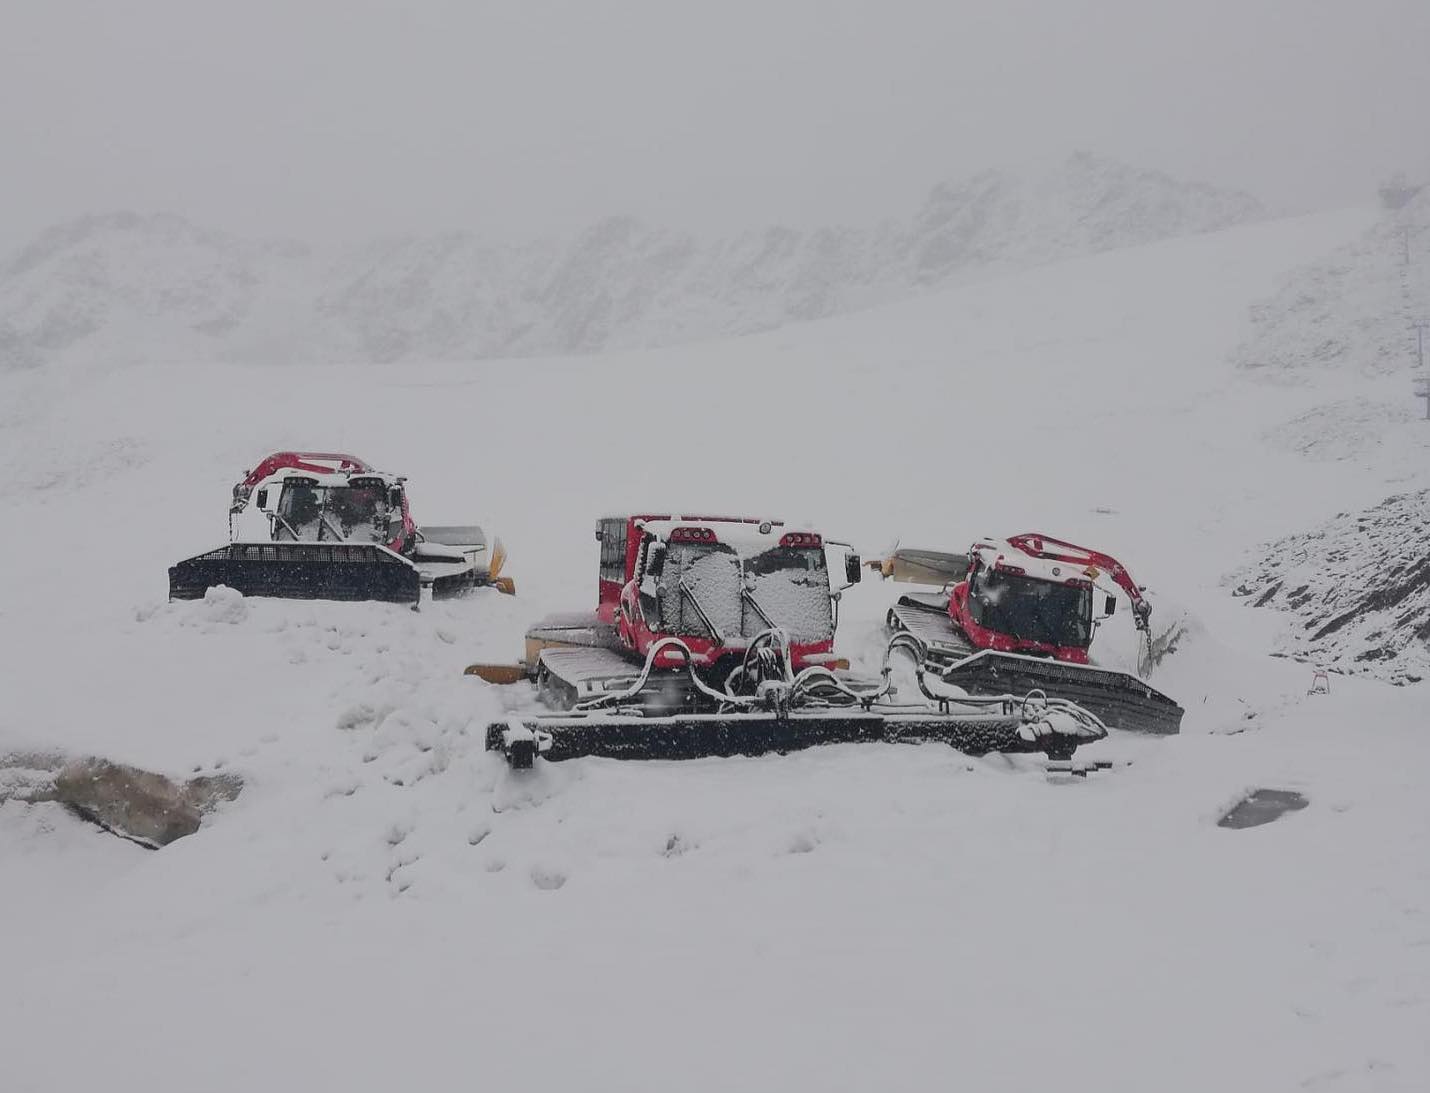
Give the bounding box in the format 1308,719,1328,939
32,757,243,847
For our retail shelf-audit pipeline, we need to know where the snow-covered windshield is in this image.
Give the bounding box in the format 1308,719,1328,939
741,545,832,642
275,483,392,544
967,568,1092,647
651,541,832,643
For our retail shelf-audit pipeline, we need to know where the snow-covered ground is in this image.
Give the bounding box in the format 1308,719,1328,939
3,205,1429,1092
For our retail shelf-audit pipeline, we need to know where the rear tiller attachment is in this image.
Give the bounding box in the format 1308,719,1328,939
485,630,1106,768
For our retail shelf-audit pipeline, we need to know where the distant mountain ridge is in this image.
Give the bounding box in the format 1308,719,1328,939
0,153,1266,370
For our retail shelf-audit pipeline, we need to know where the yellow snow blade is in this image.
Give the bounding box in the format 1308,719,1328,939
870,548,969,585
464,662,529,684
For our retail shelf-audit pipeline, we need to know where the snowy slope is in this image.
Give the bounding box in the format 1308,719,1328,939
1236,186,1430,381
0,154,1265,369
3,206,1430,1093
1227,190,1430,684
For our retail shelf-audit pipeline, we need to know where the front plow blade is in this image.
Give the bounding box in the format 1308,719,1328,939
169,543,421,604
486,708,1079,767
940,650,1183,735
874,548,969,585
464,662,530,684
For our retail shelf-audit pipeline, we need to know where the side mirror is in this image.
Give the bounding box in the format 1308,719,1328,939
844,552,862,587
255,488,268,508
389,488,403,508
646,542,666,578
1104,595,1117,616
595,528,604,541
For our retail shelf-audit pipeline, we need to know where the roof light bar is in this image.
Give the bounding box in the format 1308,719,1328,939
779,532,822,548
669,527,718,544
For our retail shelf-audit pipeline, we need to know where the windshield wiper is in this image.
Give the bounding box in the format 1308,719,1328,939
271,512,302,541
677,579,723,645
741,585,775,630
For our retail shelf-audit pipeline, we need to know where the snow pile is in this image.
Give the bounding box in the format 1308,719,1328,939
0,154,1266,369
192,584,250,626
1230,489,1430,684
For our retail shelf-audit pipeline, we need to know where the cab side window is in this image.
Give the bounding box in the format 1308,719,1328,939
599,519,627,583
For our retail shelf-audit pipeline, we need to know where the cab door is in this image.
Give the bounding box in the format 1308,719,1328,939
596,517,629,613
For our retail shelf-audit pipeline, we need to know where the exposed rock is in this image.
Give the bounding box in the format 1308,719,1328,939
1229,491,1430,683
1235,187,1430,379
1218,788,1309,829
0,756,247,848
53,759,198,846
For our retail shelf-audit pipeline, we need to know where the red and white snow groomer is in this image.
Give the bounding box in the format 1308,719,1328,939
169,451,512,605
469,515,1107,767
883,534,1183,734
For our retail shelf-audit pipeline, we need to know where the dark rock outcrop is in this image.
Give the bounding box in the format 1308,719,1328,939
1230,491,1430,683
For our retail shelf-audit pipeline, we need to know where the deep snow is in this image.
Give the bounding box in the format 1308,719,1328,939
2,205,1428,1092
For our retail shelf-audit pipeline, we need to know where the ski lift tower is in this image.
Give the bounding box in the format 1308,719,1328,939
1416,320,1430,421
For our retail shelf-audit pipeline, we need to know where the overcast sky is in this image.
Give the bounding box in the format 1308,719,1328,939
4,0,1429,254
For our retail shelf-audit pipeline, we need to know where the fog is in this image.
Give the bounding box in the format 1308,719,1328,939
4,0,1429,253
